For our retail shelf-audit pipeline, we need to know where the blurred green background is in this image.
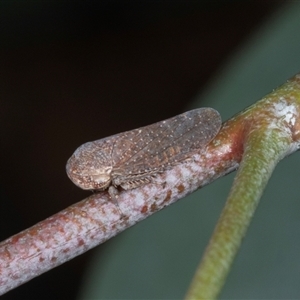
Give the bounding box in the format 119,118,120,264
1,1,300,299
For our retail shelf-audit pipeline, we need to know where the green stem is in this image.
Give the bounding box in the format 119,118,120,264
185,128,292,300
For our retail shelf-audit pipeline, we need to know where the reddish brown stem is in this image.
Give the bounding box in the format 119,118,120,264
0,120,240,295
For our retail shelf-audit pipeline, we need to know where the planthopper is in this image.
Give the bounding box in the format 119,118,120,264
66,108,221,198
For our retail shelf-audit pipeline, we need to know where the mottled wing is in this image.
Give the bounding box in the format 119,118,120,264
111,108,221,176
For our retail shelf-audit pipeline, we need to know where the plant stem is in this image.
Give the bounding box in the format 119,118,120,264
185,127,292,299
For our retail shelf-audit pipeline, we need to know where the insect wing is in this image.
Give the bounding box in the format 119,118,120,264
111,108,221,176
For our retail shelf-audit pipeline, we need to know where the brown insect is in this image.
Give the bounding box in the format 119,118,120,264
66,108,221,197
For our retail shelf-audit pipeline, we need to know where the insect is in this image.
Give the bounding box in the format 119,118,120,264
66,108,221,198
